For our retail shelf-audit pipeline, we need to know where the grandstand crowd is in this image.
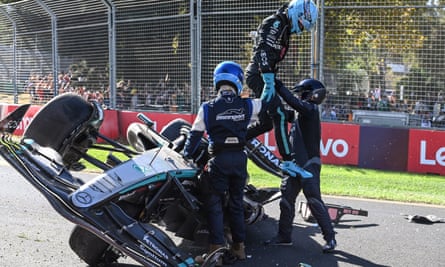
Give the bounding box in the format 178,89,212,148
22,71,445,128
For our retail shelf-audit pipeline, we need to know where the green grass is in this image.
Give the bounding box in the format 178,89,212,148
247,161,445,206
81,148,445,206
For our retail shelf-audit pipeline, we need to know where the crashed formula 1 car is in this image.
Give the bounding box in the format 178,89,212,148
0,93,283,267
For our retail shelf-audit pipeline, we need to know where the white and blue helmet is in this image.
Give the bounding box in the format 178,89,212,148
213,61,244,95
287,0,318,35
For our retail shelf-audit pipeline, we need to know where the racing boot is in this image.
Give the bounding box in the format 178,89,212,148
230,242,246,260
280,160,313,179
322,239,337,253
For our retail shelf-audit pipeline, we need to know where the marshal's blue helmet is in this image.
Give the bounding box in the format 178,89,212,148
213,61,244,95
287,0,318,35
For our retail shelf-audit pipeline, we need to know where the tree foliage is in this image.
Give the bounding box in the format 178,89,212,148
0,0,443,105
323,0,444,99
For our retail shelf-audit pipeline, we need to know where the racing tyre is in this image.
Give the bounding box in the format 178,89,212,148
69,226,120,266
160,118,191,142
160,118,209,166
126,122,160,152
23,93,102,167
23,93,95,151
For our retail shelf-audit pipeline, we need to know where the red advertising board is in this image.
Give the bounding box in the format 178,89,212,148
407,129,445,175
3,104,120,140
4,102,445,175
2,104,41,136
321,122,360,166
99,109,120,140
117,111,195,136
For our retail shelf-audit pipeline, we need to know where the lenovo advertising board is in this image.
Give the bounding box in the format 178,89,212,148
407,129,445,175
321,122,360,166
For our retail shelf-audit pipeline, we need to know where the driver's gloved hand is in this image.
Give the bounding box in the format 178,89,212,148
280,160,313,179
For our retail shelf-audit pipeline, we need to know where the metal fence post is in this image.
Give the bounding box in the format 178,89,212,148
102,0,116,109
0,8,17,103
318,0,325,82
35,0,58,97
311,0,321,79
190,0,201,114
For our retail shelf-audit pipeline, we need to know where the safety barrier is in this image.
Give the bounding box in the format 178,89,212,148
4,103,444,176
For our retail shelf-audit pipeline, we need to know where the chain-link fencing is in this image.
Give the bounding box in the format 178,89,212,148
0,0,443,128
322,0,445,128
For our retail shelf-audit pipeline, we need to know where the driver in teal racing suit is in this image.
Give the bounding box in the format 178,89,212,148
246,0,317,179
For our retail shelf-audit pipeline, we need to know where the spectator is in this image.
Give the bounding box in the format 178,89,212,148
116,87,125,109
374,87,381,101
325,106,337,120
143,83,153,107
176,86,187,111
35,76,46,104
130,88,138,109
377,95,390,111
24,73,38,103
420,112,432,128
321,105,334,120
155,91,169,106
366,90,376,110
144,93,153,107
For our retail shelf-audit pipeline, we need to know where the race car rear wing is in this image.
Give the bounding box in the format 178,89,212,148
298,201,368,225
